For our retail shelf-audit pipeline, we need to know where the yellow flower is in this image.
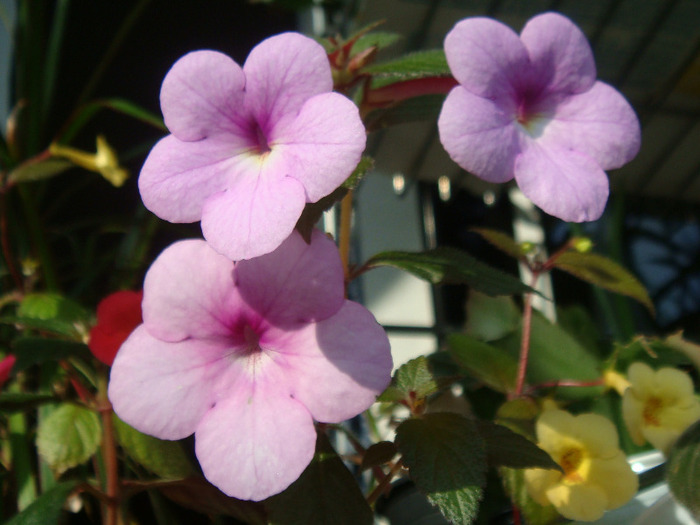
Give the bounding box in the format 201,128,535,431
622,362,700,455
49,135,129,187
524,409,638,522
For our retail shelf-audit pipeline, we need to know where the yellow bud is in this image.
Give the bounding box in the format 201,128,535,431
49,135,129,187
571,237,594,253
603,369,631,396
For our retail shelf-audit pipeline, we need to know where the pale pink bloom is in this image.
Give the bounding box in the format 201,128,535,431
139,33,366,260
438,12,640,222
108,230,392,501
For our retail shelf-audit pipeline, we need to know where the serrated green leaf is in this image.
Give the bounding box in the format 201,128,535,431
365,49,450,89
366,247,534,296
465,291,521,342
394,356,439,401
12,337,92,373
266,431,373,524
114,416,194,479
667,419,700,521
395,412,486,524
5,480,78,525
476,421,561,471
0,392,57,412
471,228,527,260
7,158,73,184
362,441,397,471
553,251,654,314
36,403,101,474
448,333,517,393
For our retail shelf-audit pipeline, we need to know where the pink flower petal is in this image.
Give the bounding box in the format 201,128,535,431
235,229,345,326
273,92,366,203
443,17,529,104
194,375,316,501
543,82,641,170
520,12,596,97
109,326,237,440
278,301,392,423
200,163,307,261
160,50,247,142
244,33,333,133
438,86,520,183
515,140,609,222
142,239,241,342
139,136,248,223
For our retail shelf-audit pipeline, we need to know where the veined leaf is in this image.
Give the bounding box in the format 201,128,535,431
448,333,517,393
364,49,451,89
378,356,439,404
667,420,700,521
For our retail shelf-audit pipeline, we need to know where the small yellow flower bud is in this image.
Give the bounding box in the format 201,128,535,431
49,135,129,187
571,236,594,253
603,369,631,396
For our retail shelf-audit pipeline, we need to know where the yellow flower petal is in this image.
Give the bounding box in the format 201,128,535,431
546,482,608,522
524,467,561,506
585,454,639,509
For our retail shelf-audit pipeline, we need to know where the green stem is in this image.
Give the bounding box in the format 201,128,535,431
18,185,59,290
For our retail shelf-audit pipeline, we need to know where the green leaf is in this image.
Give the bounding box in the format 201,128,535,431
448,333,517,393
12,337,92,373
153,476,267,524
7,158,74,184
114,416,194,479
266,431,373,524
378,356,439,405
553,251,654,314
5,480,78,525
366,247,534,296
353,31,401,55
395,412,486,524
364,93,445,131
667,419,700,521
36,403,101,474
0,392,57,412
361,441,398,471
364,49,450,89
471,228,528,260
476,421,561,471
7,293,92,339
465,291,521,342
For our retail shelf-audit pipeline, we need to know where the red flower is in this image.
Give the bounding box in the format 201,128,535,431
88,290,143,366
0,354,16,389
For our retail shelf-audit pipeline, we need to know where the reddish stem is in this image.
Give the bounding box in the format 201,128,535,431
513,272,540,398
0,188,24,292
366,458,405,506
97,376,120,525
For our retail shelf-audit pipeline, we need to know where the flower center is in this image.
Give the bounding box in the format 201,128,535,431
242,324,262,355
560,447,584,483
643,396,664,426
252,122,271,155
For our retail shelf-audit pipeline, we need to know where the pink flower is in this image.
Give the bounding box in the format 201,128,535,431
108,230,392,501
88,290,143,366
0,354,16,389
438,12,640,222
138,33,366,261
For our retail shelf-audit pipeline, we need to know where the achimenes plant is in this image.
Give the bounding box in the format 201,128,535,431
2,7,700,525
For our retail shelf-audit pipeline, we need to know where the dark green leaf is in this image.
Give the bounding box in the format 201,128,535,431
36,403,101,474
114,416,194,479
7,158,73,184
154,476,267,524
553,251,654,314
395,412,486,524
377,356,439,405
465,291,521,342
366,247,534,296
448,333,517,393
266,431,373,525
12,337,92,373
5,480,78,525
667,419,700,521
471,228,528,260
0,392,57,412
476,421,561,471
364,49,450,89
362,441,398,471
0,316,82,339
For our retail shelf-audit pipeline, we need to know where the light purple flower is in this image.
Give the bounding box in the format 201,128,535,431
438,12,640,222
138,33,366,260
108,229,392,501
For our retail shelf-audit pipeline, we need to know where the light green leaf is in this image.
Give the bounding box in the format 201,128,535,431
11,292,92,339
5,480,78,525
395,412,486,524
465,291,521,342
378,356,439,404
667,419,700,521
471,228,528,260
266,431,373,524
366,247,534,296
448,333,517,393
114,416,194,479
553,251,654,314
7,158,73,184
364,49,450,89
36,403,101,474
